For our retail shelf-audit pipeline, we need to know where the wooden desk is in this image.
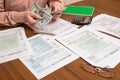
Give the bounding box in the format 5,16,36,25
0,0,120,80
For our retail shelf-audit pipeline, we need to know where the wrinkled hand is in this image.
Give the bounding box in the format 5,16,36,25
50,1,65,19
24,11,42,26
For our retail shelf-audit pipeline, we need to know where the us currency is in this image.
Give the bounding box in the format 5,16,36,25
29,2,42,14
44,8,52,14
29,2,52,27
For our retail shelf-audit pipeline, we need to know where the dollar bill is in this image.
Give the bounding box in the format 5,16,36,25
29,2,52,27
29,2,42,14
44,8,52,15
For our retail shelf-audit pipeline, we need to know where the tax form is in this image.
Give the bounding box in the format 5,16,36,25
20,35,78,79
56,28,120,68
35,18,78,39
85,14,120,38
0,27,32,63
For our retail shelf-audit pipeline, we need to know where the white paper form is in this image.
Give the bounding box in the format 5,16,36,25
85,14,120,37
20,35,78,79
0,27,32,63
44,18,78,34
56,28,120,68
37,18,78,39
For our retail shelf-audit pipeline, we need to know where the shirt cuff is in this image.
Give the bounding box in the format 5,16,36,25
9,11,26,25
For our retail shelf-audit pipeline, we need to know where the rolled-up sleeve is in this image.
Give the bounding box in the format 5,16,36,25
0,0,25,26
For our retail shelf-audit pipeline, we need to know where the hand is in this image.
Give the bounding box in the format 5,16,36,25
24,11,42,26
49,1,65,19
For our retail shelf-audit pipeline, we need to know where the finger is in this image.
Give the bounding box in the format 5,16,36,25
30,12,42,20
27,16,36,26
53,5,65,14
52,10,62,15
52,14,62,19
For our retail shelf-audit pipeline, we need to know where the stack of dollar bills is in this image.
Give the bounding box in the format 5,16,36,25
29,2,53,33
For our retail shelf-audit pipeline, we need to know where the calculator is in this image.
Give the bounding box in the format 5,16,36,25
71,16,93,25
